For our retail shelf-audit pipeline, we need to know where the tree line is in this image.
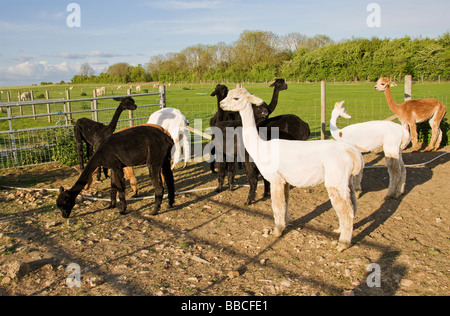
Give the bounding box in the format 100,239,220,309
71,31,450,84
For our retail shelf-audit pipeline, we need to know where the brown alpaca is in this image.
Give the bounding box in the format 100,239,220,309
375,77,447,151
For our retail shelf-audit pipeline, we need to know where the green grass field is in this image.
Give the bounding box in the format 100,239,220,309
2,81,449,135
0,81,449,168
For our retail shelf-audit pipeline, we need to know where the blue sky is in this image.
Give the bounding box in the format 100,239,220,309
1,0,449,87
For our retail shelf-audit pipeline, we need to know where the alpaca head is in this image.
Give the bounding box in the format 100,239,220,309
270,78,288,91
211,84,229,100
114,97,138,111
332,101,352,119
374,77,397,92
57,186,76,218
220,88,265,112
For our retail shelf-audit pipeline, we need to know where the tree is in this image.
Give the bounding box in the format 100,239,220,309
79,63,94,77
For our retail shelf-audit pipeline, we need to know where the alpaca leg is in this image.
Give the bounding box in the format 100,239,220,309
398,153,407,197
385,157,402,200
284,183,291,224
425,122,443,151
244,161,258,205
110,169,127,215
124,167,138,196
271,179,288,238
352,170,363,198
182,133,190,168
215,161,226,192
327,186,355,252
409,122,420,151
149,164,164,216
227,162,236,191
433,128,443,151
172,141,182,170
161,154,175,208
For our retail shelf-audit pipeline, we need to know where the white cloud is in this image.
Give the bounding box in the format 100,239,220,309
2,61,79,85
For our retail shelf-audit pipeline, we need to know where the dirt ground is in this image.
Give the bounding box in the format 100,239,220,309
0,145,449,296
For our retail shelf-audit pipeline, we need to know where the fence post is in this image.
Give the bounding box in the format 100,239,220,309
404,75,412,101
46,90,51,123
65,89,72,124
31,91,36,120
127,88,133,127
18,91,23,116
93,89,98,122
321,80,326,140
159,85,166,109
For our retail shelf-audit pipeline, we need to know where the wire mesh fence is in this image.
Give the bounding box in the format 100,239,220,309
1,83,448,169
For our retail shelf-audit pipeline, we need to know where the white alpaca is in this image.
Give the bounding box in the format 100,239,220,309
147,107,191,169
20,91,31,101
220,88,364,252
330,101,411,200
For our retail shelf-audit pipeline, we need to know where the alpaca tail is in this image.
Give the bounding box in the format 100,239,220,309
400,127,412,151
345,145,364,177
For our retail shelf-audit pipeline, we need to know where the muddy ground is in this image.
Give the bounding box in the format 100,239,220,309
0,146,449,296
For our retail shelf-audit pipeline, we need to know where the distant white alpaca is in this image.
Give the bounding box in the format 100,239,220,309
220,88,364,252
147,107,191,169
20,91,32,101
330,101,411,200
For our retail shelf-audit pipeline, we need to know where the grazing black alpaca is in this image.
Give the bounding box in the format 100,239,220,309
57,125,175,219
213,80,311,205
74,97,137,181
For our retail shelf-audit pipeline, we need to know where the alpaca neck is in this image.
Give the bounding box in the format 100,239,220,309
238,104,264,161
267,88,281,114
330,113,341,140
384,86,400,114
106,106,125,131
216,97,225,121
70,156,102,195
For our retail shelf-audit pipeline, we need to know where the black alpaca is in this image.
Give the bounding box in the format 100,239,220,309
57,125,175,218
74,97,137,181
209,84,240,173
213,80,311,205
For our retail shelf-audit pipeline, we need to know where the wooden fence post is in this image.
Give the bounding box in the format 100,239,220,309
93,89,98,122
321,80,327,140
127,88,133,127
404,75,412,101
65,89,72,124
31,91,36,120
159,85,166,109
46,90,51,123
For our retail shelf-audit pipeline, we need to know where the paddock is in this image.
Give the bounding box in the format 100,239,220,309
0,147,448,296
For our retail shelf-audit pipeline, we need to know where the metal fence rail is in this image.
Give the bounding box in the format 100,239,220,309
0,89,165,169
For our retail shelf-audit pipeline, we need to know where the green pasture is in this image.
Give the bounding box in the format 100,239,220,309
1,81,449,139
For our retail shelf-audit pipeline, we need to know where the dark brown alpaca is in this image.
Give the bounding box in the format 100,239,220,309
74,97,137,180
57,125,175,219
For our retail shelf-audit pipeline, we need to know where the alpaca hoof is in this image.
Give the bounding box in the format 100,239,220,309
215,187,224,193
150,208,160,216
244,199,255,206
337,241,351,252
120,210,130,216
333,227,342,234
273,227,284,238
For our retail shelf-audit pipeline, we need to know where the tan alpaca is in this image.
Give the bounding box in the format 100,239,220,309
375,77,447,151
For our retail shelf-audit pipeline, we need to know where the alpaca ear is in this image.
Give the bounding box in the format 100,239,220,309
335,101,345,108
390,81,398,87
113,97,124,102
59,186,65,194
250,95,265,106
